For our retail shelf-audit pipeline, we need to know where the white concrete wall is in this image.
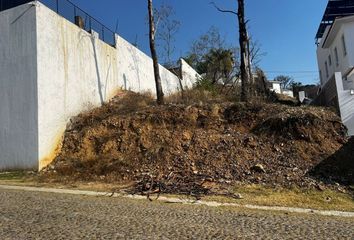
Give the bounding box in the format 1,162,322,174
36,2,189,169
115,35,181,95
282,90,294,98
0,2,199,170
180,58,200,89
270,82,281,94
0,3,38,170
36,3,121,168
299,91,306,103
335,72,354,136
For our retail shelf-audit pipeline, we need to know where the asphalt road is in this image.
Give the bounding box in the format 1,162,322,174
0,189,353,239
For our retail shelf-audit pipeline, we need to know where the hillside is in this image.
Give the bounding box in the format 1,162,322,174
43,92,353,195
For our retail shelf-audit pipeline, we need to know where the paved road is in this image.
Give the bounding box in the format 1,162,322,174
0,189,353,239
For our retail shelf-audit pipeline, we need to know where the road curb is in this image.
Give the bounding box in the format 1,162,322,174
0,184,353,218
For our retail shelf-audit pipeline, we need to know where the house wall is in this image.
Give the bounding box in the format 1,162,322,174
335,72,354,136
270,82,281,94
0,3,38,170
35,2,186,169
317,23,354,89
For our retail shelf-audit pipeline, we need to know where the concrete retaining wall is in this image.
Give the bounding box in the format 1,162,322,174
180,59,200,89
115,35,181,95
0,3,38,170
0,2,199,170
36,3,121,168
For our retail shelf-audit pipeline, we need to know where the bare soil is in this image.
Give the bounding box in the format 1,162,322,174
42,92,353,196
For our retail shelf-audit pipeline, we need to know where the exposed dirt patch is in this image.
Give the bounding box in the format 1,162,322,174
42,92,353,196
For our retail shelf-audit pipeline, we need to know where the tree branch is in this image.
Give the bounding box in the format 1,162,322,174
210,2,238,16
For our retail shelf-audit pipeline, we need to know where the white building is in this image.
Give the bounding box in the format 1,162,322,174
315,0,354,136
0,1,200,170
268,81,282,94
267,81,294,97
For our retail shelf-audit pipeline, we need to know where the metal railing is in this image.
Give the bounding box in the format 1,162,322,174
0,0,33,12
39,0,116,47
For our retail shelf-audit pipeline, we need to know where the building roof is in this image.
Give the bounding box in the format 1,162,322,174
316,0,354,43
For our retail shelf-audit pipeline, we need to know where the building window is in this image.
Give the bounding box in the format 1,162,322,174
334,47,339,66
325,61,329,78
342,35,347,56
328,55,332,66
319,70,323,84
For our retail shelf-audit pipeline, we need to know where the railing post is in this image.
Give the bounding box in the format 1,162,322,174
102,26,104,41
89,17,92,32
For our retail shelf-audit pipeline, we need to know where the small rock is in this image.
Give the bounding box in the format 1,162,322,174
231,193,243,199
316,184,325,191
250,164,266,173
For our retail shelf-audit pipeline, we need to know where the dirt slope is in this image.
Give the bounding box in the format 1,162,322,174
43,92,352,194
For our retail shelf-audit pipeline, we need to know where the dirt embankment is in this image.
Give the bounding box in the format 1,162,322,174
43,92,352,194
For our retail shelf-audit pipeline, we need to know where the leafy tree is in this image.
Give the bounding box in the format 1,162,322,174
148,0,164,104
185,27,226,71
204,48,234,84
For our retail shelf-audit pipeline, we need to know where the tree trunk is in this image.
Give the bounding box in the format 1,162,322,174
246,31,254,95
148,0,164,105
238,0,250,102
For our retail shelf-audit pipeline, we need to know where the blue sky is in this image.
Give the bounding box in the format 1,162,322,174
68,0,328,84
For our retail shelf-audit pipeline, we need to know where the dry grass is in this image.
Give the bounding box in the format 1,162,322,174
0,171,37,185
166,89,228,105
204,184,354,212
1,172,353,212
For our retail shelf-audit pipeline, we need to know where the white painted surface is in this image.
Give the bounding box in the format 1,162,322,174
36,3,120,168
0,2,199,170
269,82,281,94
115,35,181,95
335,72,354,136
317,18,354,88
0,3,38,170
36,2,189,169
299,91,306,103
180,58,200,89
281,90,294,98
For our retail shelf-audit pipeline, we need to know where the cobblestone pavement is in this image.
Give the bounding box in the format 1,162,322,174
0,189,353,240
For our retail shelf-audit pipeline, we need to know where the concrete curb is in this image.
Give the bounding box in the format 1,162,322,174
0,184,353,218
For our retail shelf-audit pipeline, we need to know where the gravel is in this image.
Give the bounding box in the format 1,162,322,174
0,189,353,239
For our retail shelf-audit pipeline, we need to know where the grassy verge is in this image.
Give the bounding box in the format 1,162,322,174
0,171,30,182
203,184,354,212
0,172,353,212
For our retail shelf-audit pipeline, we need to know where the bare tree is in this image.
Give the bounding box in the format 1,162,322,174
211,0,252,102
155,5,181,66
148,0,164,105
274,75,294,90
249,38,266,68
